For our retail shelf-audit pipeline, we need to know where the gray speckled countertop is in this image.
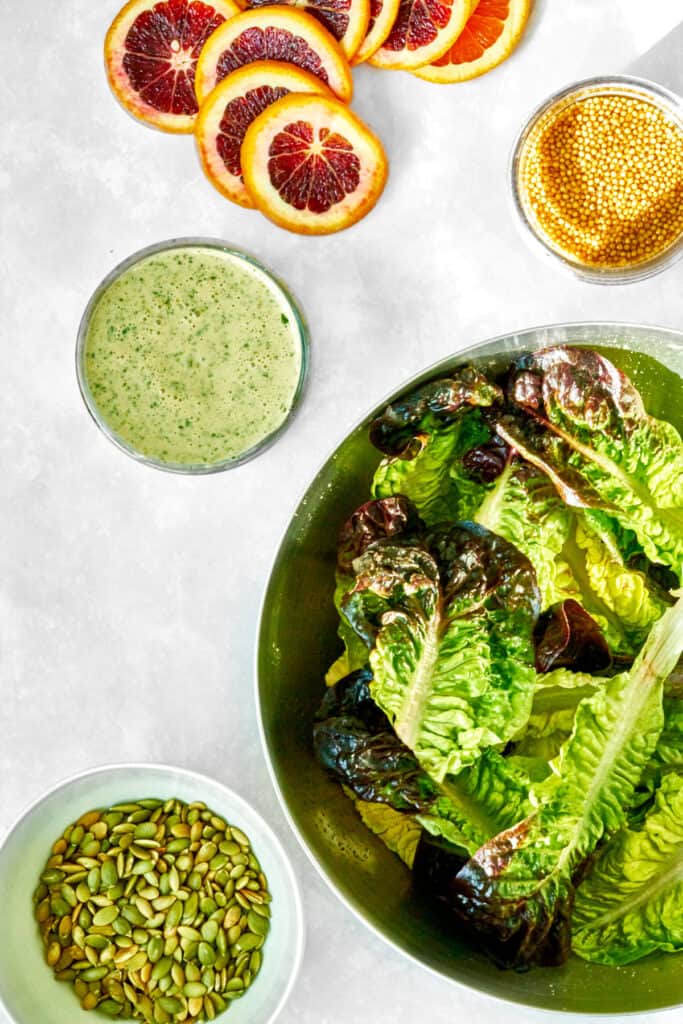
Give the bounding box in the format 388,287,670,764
2,1,683,1021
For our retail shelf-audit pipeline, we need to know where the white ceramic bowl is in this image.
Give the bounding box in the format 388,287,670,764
0,763,304,1024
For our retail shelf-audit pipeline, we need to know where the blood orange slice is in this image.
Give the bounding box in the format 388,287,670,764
369,0,474,70
246,0,370,59
105,0,241,132
194,7,353,104
414,0,531,82
195,61,331,206
352,0,400,64
241,93,387,234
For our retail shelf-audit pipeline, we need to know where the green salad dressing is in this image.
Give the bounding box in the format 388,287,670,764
84,247,303,465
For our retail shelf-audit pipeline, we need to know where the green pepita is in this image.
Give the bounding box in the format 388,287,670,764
92,906,119,927
183,981,207,999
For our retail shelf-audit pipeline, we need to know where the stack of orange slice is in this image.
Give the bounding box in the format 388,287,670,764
104,0,532,234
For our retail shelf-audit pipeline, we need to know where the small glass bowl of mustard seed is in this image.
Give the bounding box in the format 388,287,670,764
510,76,683,283
76,239,310,474
0,764,303,1024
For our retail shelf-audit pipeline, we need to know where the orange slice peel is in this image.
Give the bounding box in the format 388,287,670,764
352,0,401,64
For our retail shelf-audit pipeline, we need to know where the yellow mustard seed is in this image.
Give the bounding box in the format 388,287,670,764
519,92,683,268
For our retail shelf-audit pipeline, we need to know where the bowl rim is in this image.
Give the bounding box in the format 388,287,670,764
255,319,683,1018
0,760,305,1024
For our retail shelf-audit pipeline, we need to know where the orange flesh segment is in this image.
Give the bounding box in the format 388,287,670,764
435,0,506,64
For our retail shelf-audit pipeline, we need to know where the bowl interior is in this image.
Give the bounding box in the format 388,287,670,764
0,764,303,1024
258,323,683,1015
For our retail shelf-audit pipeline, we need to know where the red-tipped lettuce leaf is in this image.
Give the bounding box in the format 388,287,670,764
337,496,424,575
369,367,502,458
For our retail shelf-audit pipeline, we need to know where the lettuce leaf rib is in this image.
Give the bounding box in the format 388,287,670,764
342,526,539,782
448,597,683,967
573,773,683,964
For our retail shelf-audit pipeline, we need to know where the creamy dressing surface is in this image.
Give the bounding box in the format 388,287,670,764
84,247,303,465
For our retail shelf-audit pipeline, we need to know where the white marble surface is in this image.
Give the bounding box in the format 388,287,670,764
2,1,683,1021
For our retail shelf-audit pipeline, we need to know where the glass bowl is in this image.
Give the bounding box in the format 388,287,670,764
257,321,683,1015
0,763,304,1024
510,76,683,284
76,238,310,474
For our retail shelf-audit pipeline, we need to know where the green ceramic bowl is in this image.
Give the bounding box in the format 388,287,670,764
0,764,303,1024
257,322,683,1016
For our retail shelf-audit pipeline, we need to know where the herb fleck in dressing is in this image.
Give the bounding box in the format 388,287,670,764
84,247,303,465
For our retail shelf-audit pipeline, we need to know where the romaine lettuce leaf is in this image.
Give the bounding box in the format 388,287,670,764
508,347,683,579
654,696,683,771
572,772,683,964
566,512,671,654
446,597,683,968
517,668,602,744
419,750,546,854
353,798,422,868
337,496,425,576
372,412,490,526
341,523,540,781
472,460,576,609
514,672,683,771
533,599,611,673
314,670,542,856
472,432,671,656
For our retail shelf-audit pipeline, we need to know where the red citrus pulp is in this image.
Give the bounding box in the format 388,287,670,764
194,7,354,103
241,93,388,233
105,0,241,132
246,0,370,59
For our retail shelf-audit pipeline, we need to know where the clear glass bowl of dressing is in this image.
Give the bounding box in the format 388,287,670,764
76,238,310,473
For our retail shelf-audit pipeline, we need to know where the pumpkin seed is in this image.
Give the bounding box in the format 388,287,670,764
235,932,262,953
134,822,158,840
186,962,201,983
100,861,118,888
197,942,216,967
187,996,204,1017
80,965,108,982
183,982,207,999
247,910,269,937
158,996,182,1014
93,906,119,926
112,916,131,936
166,838,190,854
